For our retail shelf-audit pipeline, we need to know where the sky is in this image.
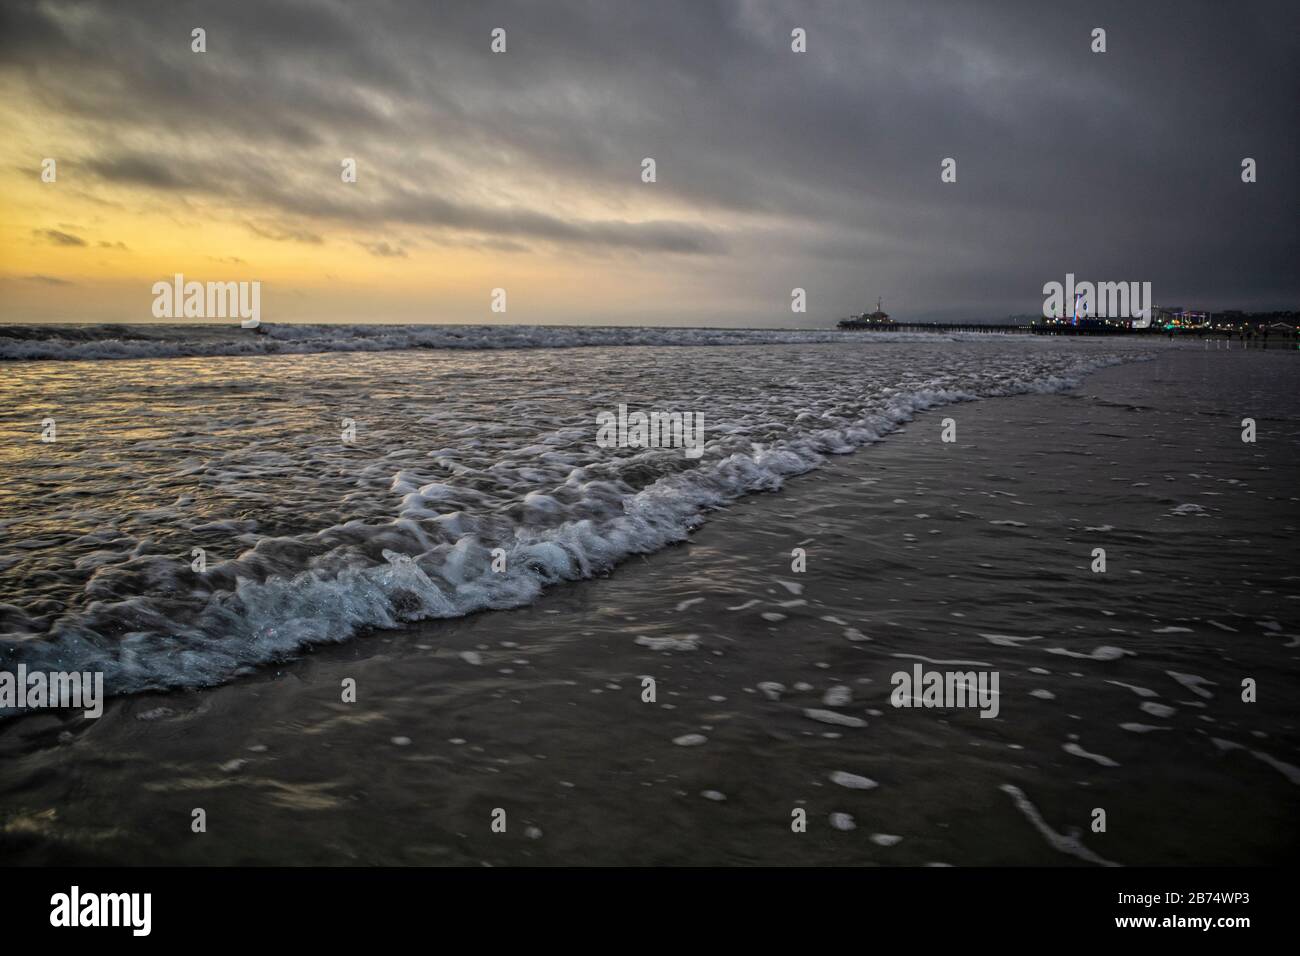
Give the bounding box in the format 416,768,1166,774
0,0,1296,326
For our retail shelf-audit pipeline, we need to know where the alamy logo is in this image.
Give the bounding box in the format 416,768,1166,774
890,665,1000,719
50,886,151,936
595,404,705,459
152,273,261,328
0,666,104,718
1042,273,1151,326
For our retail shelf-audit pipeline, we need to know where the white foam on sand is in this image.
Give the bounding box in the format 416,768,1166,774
1140,701,1177,719
890,653,994,667
804,709,868,728
1047,645,1132,661
1063,742,1120,767
999,784,1119,867
1212,738,1300,786
635,634,701,652
821,686,852,707
829,771,878,790
980,633,1042,647
1167,671,1216,699
1120,723,1169,733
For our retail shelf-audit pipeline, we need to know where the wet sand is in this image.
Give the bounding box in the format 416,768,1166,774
2,347,1297,866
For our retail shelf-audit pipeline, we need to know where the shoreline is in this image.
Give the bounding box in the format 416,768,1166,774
0,340,1150,698
1,348,1296,866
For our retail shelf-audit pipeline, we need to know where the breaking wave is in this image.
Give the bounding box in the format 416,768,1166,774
0,337,1154,703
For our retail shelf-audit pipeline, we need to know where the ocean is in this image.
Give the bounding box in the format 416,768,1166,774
0,328,1296,865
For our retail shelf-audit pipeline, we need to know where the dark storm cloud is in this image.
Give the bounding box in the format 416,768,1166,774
2,0,1296,317
84,154,213,191
77,147,727,254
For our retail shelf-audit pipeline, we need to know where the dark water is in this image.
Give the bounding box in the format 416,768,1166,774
1,346,1295,865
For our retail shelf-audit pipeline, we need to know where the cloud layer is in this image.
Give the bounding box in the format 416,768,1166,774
2,0,1296,323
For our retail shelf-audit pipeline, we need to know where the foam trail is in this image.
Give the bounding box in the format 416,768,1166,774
1000,784,1120,867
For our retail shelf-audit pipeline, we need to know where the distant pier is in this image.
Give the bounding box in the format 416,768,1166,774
835,321,1299,346
837,321,1029,334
